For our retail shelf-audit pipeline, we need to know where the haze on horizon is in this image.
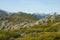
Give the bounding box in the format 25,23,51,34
0,0,60,14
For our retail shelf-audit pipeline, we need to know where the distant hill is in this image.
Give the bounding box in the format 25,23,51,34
32,13,50,19
0,10,8,17
8,12,38,23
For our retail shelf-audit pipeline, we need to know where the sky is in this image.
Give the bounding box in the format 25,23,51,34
0,0,60,14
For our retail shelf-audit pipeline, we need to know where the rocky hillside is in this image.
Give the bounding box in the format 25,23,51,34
15,13,60,40
0,11,60,40
35,14,60,25
0,11,60,31
0,12,38,30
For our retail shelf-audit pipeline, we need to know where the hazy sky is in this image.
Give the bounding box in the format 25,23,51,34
0,0,60,13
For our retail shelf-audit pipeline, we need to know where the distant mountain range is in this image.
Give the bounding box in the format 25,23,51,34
32,13,50,19
0,10,50,19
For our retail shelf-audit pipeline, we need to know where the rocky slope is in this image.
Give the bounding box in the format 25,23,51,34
15,13,60,40
0,12,38,30
35,14,60,25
